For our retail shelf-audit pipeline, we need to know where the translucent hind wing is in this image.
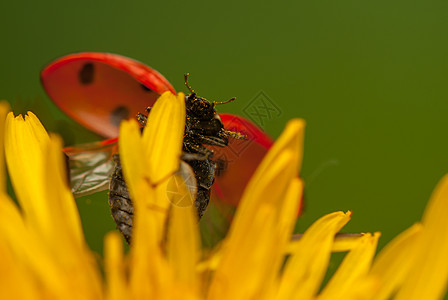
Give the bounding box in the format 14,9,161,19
63,138,118,197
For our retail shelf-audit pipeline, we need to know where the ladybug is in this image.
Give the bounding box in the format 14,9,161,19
41,52,273,243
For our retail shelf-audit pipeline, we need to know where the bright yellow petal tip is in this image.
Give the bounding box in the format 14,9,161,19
278,211,352,300
143,91,186,184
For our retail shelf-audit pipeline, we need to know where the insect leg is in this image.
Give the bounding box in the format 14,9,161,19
181,152,208,161
222,129,246,140
136,113,147,126
184,141,214,158
197,135,228,147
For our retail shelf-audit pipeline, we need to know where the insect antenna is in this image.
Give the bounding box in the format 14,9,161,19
213,97,236,107
184,73,196,97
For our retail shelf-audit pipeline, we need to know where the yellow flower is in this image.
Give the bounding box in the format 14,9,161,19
366,174,448,300
0,90,448,299
2,104,102,299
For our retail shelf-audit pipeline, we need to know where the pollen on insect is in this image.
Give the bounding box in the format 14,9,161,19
224,129,246,140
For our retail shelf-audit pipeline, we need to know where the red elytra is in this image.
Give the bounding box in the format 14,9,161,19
209,114,273,207
41,52,273,207
41,52,175,138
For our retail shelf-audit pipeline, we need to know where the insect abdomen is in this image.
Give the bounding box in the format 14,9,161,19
108,154,133,243
108,154,213,243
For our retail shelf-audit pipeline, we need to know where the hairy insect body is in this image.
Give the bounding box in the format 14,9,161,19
109,93,234,243
108,155,133,243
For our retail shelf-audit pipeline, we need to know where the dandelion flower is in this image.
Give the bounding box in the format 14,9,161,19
0,91,448,300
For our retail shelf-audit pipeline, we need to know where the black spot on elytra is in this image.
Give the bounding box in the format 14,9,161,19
79,63,94,85
110,106,130,127
140,83,153,92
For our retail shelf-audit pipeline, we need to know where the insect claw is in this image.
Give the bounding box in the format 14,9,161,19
136,113,147,126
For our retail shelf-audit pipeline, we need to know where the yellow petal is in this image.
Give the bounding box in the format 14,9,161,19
318,232,381,300
330,233,365,252
207,166,302,300
118,120,165,245
118,118,146,203
0,194,59,279
367,223,422,300
119,92,186,245
41,135,102,299
265,177,304,298
44,134,85,246
129,233,172,299
277,211,352,300
227,119,305,248
105,232,127,300
119,93,186,298
287,233,364,254
208,203,278,300
127,184,173,299
244,119,305,201
0,101,10,194
143,91,186,184
5,112,85,247
4,111,102,298
167,198,200,292
0,242,38,299
5,111,50,232
395,175,448,300
207,120,305,300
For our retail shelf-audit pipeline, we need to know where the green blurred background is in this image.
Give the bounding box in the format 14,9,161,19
1,0,448,262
